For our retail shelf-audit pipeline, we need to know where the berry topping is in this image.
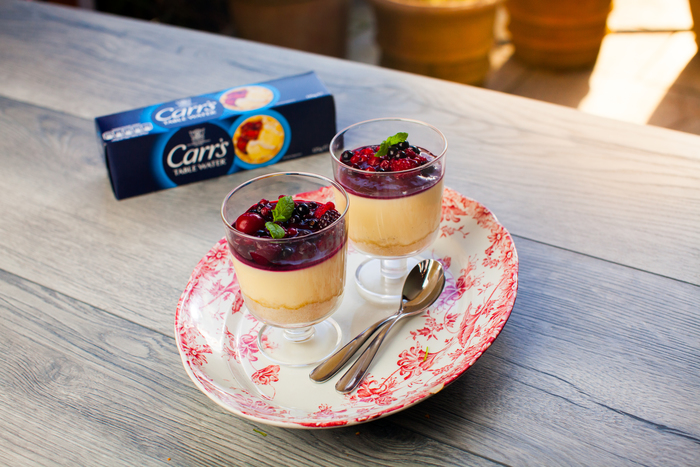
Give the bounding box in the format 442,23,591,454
234,196,341,239
235,212,266,235
318,210,341,230
338,132,435,172
314,201,336,219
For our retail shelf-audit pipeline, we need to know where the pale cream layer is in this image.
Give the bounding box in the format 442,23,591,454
231,248,346,327
347,179,443,257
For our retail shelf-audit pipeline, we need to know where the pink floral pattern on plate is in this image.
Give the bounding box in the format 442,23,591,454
175,187,518,428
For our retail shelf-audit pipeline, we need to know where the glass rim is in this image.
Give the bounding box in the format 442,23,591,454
329,117,448,175
221,171,349,242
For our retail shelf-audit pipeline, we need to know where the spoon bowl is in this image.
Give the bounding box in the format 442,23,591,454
309,259,445,383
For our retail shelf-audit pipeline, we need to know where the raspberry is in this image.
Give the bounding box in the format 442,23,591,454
391,159,414,171
318,210,340,230
360,147,375,157
403,148,418,158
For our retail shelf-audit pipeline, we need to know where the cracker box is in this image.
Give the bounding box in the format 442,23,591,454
95,72,336,200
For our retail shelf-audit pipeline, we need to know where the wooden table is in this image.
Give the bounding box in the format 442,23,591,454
1,1,699,465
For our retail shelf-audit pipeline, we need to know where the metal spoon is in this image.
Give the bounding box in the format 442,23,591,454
335,259,445,394
309,260,435,383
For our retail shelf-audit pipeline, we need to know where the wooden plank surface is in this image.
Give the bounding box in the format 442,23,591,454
1,222,698,465
1,1,699,466
394,238,700,465
0,269,499,467
1,0,699,286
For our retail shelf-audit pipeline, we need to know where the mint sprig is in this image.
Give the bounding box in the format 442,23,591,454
265,222,285,239
272,195,294,223
374,132,408,158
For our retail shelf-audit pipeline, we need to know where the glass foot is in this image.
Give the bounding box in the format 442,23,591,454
355,257,420,303
257,319,342,367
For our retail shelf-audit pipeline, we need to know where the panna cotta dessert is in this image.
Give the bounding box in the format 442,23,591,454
335,133,444,257
226,195,347,327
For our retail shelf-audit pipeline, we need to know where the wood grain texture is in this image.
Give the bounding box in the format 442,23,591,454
0,269,500,467
1,0,699,285
389,237,700,466
1,1,699,465
1,235,697,465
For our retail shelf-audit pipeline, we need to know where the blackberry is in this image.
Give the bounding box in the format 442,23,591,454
318,210,341,230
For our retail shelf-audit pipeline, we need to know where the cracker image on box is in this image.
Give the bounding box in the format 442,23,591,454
220,86,275,111
233,115,285,165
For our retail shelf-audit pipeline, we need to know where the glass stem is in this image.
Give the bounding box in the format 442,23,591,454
380,258,408,281
283,326,315,343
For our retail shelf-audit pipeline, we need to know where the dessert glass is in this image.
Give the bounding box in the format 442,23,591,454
221,172,349,366
330,118,447,302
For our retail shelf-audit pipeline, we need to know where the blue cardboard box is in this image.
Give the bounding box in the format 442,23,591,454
95,72,336,199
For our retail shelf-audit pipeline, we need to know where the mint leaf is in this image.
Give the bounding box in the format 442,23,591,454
272,195,294,222
266,222,285,239
374,132,408,158
387,132,408,146
375,141,390,158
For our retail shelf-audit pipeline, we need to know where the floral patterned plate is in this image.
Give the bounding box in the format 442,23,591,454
175,187,518,428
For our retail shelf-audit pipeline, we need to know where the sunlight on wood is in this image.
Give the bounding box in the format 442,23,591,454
608,0,694,31
577,32,697,124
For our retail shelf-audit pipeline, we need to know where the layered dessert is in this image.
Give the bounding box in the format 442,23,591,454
227,195,347,327
335,133,444,257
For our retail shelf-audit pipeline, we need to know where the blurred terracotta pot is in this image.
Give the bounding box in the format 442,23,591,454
229,0,349,58
369,0,501,86
506,0,612,69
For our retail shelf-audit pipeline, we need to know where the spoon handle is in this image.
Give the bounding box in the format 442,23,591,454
309,314,396,383
335,316,400,394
